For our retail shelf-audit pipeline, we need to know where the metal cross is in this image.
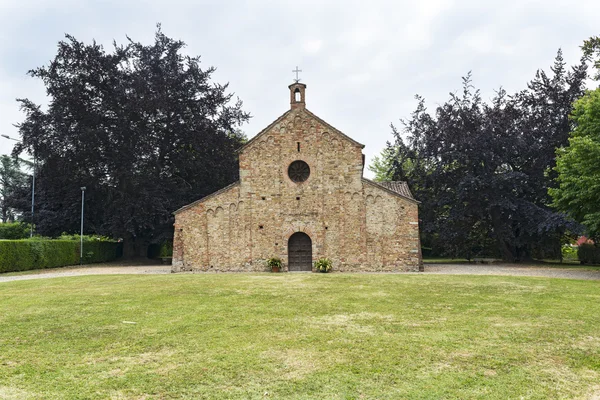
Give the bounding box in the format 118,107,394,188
292,66,302,83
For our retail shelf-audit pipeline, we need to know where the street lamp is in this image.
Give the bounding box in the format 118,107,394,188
80,186,86,265
1,134,35,237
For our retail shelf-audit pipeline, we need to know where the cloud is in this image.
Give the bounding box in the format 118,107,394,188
302,39,323,54
0,0,598,174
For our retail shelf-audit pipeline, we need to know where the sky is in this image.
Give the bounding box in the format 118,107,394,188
0,0,598,178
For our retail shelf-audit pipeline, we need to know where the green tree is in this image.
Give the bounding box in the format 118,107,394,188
550,88,600,240
385,51,587,261
13,26,250,256
0,155,29,223
583,35,600,80
368,146,396,182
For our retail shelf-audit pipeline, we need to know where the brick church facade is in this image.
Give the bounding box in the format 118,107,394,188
172,82,422,272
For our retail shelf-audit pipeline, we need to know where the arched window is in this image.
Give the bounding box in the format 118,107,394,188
294,88,301,102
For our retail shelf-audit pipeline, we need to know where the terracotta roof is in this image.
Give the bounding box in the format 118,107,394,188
173,181,240,215
362,178,418,203
377,181,414,199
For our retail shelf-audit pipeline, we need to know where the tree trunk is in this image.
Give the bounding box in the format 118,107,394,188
490,206,516,262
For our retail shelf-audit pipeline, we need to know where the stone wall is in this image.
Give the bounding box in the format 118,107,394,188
173,87,422,272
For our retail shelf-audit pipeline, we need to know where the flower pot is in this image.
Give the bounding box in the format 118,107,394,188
271,266,281,273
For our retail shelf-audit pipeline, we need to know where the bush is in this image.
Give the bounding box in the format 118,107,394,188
0,222,30,239
147,241,173,259
159,242,173,258
81,241,122,264
578,244,600,265
314,258,332,273
561,245,578,261
57,233,115,242
0,239,122,273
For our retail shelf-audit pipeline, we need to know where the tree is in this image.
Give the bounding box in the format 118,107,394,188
583,35,600,81
0,155,29,223
13,26,250,256
550,88,600,240
380,51,587,261
368,146,396,182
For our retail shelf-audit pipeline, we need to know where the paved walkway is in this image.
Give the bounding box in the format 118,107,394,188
1,262,599,283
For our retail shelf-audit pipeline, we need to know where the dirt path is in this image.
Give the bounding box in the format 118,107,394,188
1,262,599,283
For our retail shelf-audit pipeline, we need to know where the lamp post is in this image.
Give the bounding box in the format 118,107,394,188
80,186,86,265
1,134,35,237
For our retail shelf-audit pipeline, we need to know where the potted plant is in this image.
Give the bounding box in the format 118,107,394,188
266,257,282,272
314,258,332,273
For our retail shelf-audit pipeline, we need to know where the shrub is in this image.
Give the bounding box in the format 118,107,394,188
57,233,115,242
0,239,122,273
0,222,30,239
266,257,282,271
561,245,578,261
159,242,173,258
578,244,600,265
314,258,332,273
147,241,173,259
81,241,122,264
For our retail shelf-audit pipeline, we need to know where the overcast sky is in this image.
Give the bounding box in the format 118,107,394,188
1,0,598,178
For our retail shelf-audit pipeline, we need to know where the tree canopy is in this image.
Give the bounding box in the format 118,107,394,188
375,51,587,261
12,26,250,255
583,35,600,81
550,88,600,240
0,155,30,223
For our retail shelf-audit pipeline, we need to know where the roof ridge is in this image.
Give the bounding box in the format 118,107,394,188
238,108,365,154
237,109,292,153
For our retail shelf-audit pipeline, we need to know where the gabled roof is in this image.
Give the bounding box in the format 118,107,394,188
173,181,240,215
362,178,419,204
237,107,365,154
376,181,414,199
237,109,292,153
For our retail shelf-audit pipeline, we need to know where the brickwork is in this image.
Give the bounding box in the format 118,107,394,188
172,83,422,272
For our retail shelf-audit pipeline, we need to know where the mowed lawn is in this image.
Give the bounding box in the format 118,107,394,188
1,274,599,399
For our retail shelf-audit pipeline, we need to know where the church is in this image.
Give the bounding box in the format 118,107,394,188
172,80,422,272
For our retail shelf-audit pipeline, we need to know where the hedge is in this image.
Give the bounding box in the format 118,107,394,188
578,244,600,265
0,222,30,240
0,240,122,273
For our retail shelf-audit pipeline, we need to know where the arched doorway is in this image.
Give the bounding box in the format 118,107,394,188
288,232,312,271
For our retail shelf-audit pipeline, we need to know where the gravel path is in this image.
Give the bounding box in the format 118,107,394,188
0,263,171,283
424,263,600,280
1,262,599,283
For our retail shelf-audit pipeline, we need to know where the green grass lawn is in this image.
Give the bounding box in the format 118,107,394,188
1,274,599,399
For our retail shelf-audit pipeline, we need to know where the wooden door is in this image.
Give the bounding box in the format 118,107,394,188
288,232,312,271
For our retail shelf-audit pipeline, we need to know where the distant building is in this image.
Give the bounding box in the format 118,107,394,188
576,236,595,246
172,82,422,272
